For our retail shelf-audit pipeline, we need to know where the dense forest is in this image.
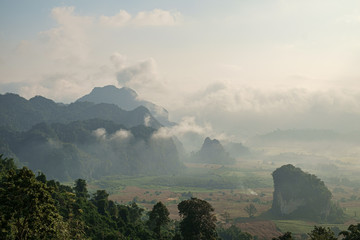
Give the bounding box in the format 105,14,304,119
0,155,252,240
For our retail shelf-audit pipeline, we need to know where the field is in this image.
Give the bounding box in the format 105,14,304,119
88,159,360,239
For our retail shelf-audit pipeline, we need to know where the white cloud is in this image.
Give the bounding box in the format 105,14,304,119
99,9,182,27
93,128,133,142
144,115,151,127
99,10,131,27
337,14,360,24
133,9,182,26
93,128,107,140
116,57,166,96
110,129,133,142
152,116,213,139
41,6,94,63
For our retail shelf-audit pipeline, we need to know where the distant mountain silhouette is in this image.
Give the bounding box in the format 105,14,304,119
192,137,235,164
0,119,184,180
0,93,161,131
77,85,175,126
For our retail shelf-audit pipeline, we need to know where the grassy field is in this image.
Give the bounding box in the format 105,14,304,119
88,159,360,238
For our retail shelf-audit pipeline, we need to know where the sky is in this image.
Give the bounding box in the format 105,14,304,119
2,0,360,140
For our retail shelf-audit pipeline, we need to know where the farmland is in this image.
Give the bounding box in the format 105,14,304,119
88,159,360,239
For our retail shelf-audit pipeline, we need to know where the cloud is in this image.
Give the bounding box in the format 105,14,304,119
41,6,94,63
337,14,360,24
144,115,151,127
99,10,131,27
172,81,360,138
93,128,133,142
100,9,182,27
133,9,182,26
153,116,212,140
116,57,166,96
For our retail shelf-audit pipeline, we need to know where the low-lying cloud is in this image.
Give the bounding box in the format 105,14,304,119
93,128,133,143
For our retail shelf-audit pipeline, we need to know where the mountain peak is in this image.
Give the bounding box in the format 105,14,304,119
77,85,174,126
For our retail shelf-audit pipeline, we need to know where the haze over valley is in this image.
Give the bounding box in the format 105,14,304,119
2,1,360,239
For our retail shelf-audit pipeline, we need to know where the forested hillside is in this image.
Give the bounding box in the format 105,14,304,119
0,119,183,181
0,93,161,131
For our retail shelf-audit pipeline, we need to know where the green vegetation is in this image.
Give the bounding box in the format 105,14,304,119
0,155,257,239
0,119,184,181
271,164,344,222
178,197,218,240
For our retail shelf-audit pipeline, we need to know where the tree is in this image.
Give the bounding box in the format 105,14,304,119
339,223,360,240
308,226,337,240
272,232,293,240
92,190,109,215
148,201,170,239
0,154,16,178
0,167,68,239
178,197,217,240
74,179,89,198
217,225,253,240
244,203,257,218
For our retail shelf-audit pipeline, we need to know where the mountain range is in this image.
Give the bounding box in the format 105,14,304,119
0,92,161,131
0,87,183,180
77,85,174,126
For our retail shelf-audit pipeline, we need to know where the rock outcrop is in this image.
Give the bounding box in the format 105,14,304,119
271,164,336,221
193,137,235,164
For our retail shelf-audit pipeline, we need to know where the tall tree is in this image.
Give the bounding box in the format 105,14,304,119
178,197,217,240
0,167,68,239
74,179,89,198
92,190,109,215
308,226,337,240
148,201,170,239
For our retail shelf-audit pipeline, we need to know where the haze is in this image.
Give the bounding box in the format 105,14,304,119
1,0,360,139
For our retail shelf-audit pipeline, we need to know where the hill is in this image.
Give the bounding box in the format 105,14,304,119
0,119,184,181
0,93,161,131
192,137,235,164
77,85,174,126
271,164,344,222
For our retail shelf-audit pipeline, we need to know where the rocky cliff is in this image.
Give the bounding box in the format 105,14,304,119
271,164,336,221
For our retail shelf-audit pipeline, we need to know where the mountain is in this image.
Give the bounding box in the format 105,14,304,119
271,164,344,222
223,141,251,158
0,93,161,131
192,137,235,164
76,85,175,126
0,119,184,181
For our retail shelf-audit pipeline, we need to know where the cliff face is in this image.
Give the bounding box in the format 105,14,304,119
271,164,332,220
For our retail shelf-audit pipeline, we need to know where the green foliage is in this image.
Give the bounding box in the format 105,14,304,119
0,167,68,239
339,223,360,240
178,197,217,240
217,225,253,240
0,154,16,178
244,203,257,218
307,226,337,240
148,201,170,239
272,232,293,240
74,178,89,198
